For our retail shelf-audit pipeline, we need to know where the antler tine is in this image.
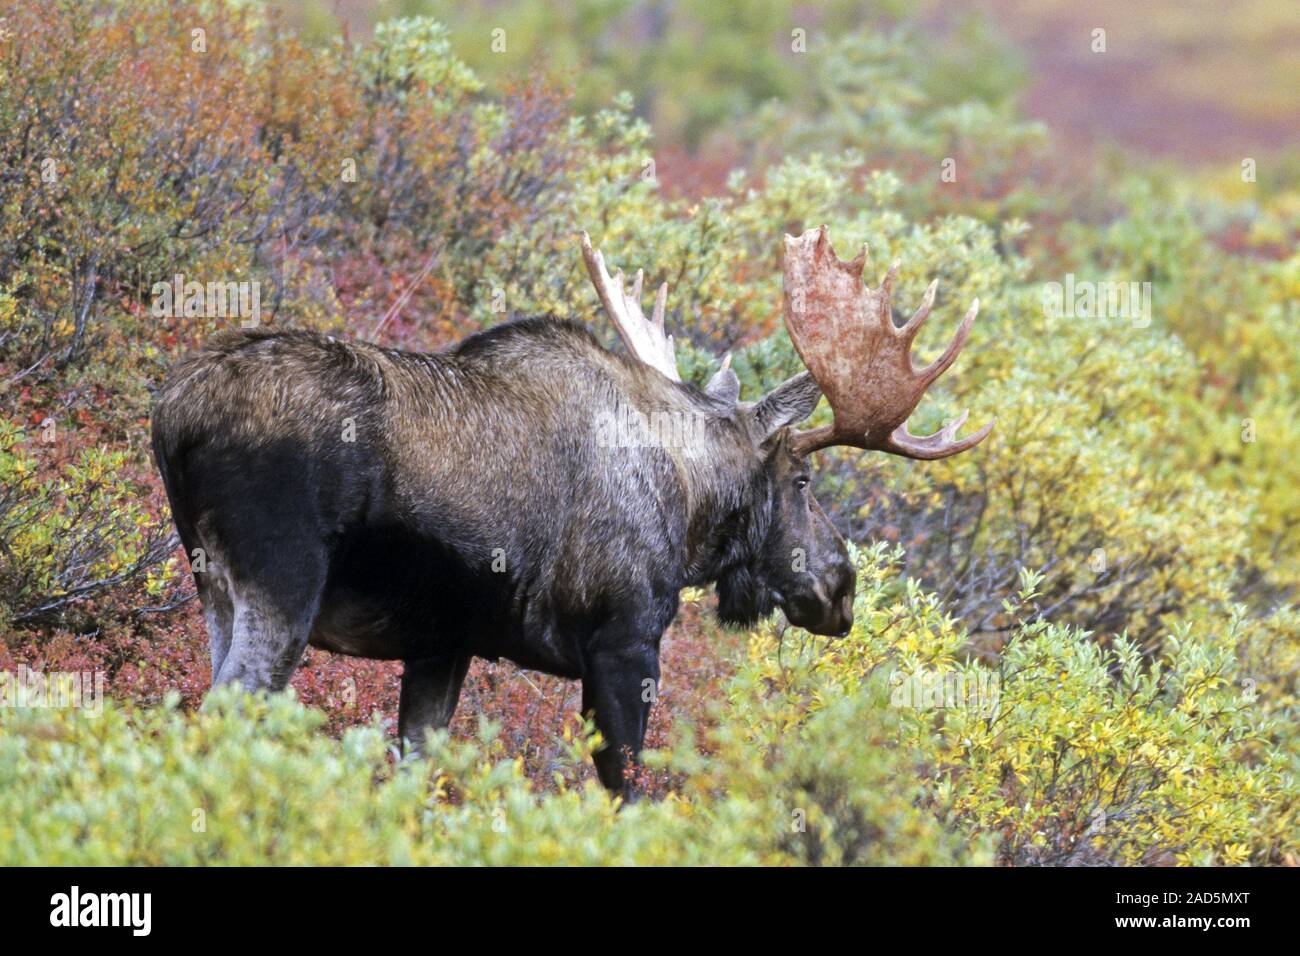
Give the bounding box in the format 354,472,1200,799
899,279,938,344
878,260,899,329
781,226,992,461
579,231,681,382
885,410,996,461
652,281,668,332
916,298,978,386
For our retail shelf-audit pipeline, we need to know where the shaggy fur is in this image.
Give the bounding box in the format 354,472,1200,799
152,318,853,793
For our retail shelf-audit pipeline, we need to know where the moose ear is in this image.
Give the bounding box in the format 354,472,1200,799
704,355,740,408
752,371,821,441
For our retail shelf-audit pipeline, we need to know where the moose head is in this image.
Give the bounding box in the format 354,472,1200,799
580,226,994,637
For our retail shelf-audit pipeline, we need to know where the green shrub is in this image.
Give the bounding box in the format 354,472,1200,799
4,548,1291,866
725,549,1297,865
0,673,984,866
0,420,174,626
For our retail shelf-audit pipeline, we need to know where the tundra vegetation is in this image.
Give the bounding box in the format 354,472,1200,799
0,0,1297,864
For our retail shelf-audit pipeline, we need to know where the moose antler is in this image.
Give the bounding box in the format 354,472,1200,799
783,226,993,460
580,231,680,382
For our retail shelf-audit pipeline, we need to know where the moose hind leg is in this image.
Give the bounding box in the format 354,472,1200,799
195,561,235,682
213,549,327,693
399,654,471,752
215,587,322,692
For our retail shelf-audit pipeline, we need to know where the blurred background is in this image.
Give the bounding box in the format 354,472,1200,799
283,0,1300,183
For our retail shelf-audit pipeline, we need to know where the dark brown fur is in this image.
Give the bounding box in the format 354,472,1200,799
152,318,853,794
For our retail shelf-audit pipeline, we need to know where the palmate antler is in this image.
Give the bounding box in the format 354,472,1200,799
579,231,681,382
782,226,993,460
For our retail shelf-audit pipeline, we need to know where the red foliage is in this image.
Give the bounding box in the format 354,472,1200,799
3,532,743,793
0,0,739,795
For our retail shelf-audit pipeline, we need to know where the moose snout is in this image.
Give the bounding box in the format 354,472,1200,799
825,561,856,637
782,560,855,637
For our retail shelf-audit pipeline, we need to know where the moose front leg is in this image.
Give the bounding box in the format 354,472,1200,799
581,644,661,798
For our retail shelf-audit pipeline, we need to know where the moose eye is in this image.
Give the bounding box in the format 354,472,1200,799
794,476,811,491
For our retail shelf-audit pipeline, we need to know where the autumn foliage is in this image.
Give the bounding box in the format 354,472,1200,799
1,0,1296,864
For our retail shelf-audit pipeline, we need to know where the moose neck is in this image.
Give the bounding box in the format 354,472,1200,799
677,421,774,589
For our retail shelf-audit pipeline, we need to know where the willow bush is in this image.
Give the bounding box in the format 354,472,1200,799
1,547,1290,865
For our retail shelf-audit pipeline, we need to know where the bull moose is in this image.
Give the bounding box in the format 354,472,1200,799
151,226,992,794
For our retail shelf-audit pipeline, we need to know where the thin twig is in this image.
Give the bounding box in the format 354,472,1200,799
368,242,445,342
